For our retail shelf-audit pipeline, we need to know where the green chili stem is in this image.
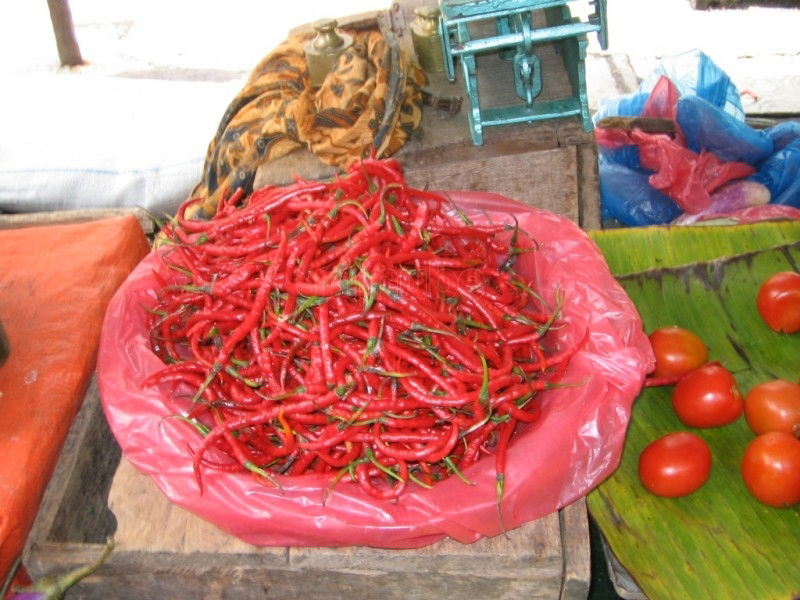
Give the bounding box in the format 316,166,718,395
444,456,474,486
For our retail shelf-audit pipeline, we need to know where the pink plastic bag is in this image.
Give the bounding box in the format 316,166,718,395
97,190,653,548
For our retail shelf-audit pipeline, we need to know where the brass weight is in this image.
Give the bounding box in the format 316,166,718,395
305,18,353,88
411,5,445,74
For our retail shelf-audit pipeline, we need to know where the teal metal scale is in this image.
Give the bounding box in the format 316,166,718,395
438,0,608,145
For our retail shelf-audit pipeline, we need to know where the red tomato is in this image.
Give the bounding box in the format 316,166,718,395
756,271,800,334
648,326,708,379
744,379,800,437
638,432,712,498
741,432,800,508
672,362,743,428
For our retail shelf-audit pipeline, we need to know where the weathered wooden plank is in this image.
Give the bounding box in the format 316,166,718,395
576,143,601,230
23,379,114,550
23,380,589,600
108,460,286,559
559,498,591,600
289,515,561,577
33,545,561,600
403,145,581,223
108,455,563,575
37,379,120,546
253,129,591,226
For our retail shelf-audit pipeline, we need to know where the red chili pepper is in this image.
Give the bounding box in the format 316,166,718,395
315,441,362,468
316,301,336,385
287,449,318,475
354,460,407,500
494,416,517,517
422,422,459,463
145,157,583,502
497,400,541,423
460,424,496,470
299,423,361,451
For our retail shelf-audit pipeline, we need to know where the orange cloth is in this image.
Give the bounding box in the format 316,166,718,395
0,216,149,583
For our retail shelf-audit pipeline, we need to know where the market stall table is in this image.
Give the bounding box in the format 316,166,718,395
22,376,590,599
20,209,596,598
18,2,608,595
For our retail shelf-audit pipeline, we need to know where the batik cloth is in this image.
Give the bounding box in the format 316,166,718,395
190,28,427,218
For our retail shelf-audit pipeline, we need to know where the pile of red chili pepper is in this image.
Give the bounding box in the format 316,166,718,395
144,157,580,503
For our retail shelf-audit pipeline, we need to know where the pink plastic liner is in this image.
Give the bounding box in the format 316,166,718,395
97,190,654,548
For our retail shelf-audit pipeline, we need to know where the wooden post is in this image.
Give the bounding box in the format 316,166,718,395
47,0,84,67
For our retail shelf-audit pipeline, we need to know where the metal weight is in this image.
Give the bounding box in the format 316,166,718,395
411,5,445,73
305,18,353,88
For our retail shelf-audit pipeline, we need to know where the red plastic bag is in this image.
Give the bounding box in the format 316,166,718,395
596,76,756,214
633,129,754,213
97,191,653,548
641,76,681,123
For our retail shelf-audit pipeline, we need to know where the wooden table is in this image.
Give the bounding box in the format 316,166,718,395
20,2,600,595
23,377,591,599
19,138,597,599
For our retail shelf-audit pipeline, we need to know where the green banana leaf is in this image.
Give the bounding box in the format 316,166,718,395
586,222,800,600
593,220,800,276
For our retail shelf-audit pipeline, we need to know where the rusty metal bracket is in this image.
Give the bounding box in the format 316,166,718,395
387,2,408,37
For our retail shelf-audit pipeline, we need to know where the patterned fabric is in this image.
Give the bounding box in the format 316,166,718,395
190,28,427,218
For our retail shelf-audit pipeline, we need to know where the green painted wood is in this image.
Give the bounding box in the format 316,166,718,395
586,223,800,600
439,0,601,143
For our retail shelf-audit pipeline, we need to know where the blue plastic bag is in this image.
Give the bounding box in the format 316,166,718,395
595,50,759,226
594,49,744,124
749,138,800,207
598,157,683,226
676,96,773,164
763,120,800,152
